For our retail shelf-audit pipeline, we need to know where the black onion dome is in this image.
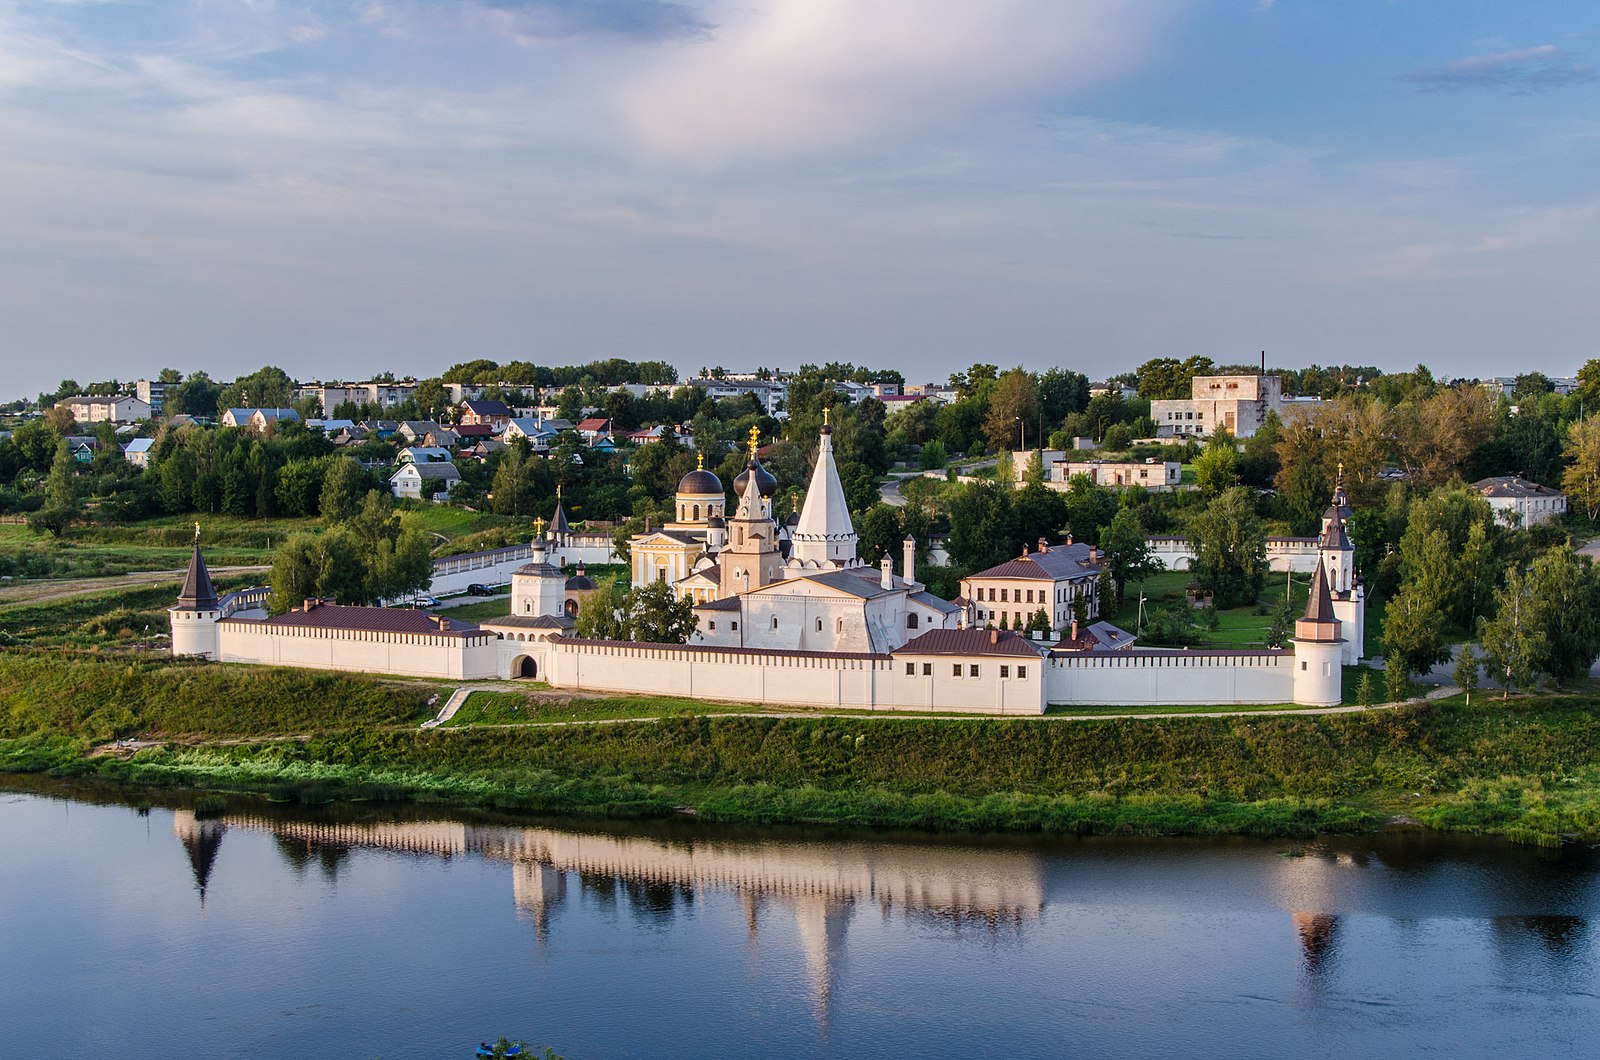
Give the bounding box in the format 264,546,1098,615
565,574,595,590
676,468,724,495
733,459,777,498
706,515,726,528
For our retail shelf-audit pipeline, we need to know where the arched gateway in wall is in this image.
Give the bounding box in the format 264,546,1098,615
513,655,538,679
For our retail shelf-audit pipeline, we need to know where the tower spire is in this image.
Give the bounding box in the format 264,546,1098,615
176,528,217,610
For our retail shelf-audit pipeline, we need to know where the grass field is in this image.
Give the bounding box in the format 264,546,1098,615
1110,568,1311,648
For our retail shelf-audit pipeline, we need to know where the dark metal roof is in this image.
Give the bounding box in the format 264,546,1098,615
238,603,483,637
695,597,742,611
1304,565,1336,622
563,636,886,661
967,542,1102,582
549,501,571,535
175,541,217,610
894,628,1045,658
676,468,724,495
482,614,575,630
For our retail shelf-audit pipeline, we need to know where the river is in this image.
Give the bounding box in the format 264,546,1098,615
2,783,1597,1058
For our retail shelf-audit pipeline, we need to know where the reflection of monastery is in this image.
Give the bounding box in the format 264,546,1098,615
170,424,1363,711
173,810,1046,1012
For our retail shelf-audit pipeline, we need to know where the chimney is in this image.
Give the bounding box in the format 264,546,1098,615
1071,618,1079,642
1089,545,1100,563
902,535,916,584
1038,537,1048,553
880,554,893,590
989,629,998,645
1066,532,1074,545
1022,542,1030,556
302,598,315,613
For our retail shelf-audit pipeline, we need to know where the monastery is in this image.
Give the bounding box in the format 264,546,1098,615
170,422,1364,712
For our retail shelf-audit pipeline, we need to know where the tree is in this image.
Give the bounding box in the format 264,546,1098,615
1192,429,1239,497
1265,595,1296,648
1453,646,1479,706
1383,574,1450,680
1134,356,1214,401
1385,654,1409,704
1101,423,1134,451
1562,416,1600,520
1188,487,1268,608
574,583,628,640
624,580,697,643
319,457,366,524
1099,507,1158,608
275,459,326,516
1356,670,1375,707
1519,546,1600,684
27,441,79,537
1480,567,1544,698
857,504,903,566
983,368,1040,452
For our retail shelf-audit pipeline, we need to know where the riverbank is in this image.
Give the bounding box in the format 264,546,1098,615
4,651,1599,845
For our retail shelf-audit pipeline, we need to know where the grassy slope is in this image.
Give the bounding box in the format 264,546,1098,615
2,652,1598,844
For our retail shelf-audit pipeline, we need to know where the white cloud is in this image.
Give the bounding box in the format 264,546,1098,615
612,0,1187,164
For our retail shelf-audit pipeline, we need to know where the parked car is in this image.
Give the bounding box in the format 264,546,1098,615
409,595,439,608
467,583,494,596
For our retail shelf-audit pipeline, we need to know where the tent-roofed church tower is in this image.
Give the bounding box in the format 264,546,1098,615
787,411,859,570
170,524,221,659
719,427,783,599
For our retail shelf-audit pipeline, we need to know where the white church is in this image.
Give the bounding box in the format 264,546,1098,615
169,423,1364,713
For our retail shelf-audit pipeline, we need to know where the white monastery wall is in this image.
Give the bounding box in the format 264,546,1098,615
1147,536,1321,574
217,622,501,680
1046,651,1295,706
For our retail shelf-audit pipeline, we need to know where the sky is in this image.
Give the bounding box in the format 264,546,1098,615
2,0,1598,396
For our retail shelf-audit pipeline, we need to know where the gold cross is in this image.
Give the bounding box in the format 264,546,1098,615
822,406,831,426
748,424,761,459
697,451,704,470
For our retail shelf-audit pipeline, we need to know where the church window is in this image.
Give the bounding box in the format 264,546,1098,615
907,614,919,629
837,618,843,634
816,618,823,632
1300,661,1307,670
738,528,745,544
709,621,716,631
657,569,667,583
693,504,700,520
969,664,980,677
773,616,779,629
731,621,738,631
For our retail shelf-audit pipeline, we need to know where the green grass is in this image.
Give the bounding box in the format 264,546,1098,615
1112,569,1310,647
7,652,1600,845
436,598,514,621
0,577,258,647
443,689,769,727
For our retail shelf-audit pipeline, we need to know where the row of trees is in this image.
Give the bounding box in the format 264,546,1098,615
267,492,433,612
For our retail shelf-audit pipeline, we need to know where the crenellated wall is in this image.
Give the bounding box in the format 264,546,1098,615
217,621,501,680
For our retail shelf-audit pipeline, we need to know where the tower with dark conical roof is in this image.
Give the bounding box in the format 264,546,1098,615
170,524,221,659
1292,565,1343,707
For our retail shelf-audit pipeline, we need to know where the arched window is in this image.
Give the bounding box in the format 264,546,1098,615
907,613,919,629
693,504,700,520
772,616,779,629
836,618,843,634
816,618,823,632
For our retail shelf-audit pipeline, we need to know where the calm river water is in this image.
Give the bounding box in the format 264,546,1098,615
3,783,1599,1059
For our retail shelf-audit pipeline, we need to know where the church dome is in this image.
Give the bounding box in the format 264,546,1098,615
565,573,595,590
733,460,777,498
706,515,726,528
676,467,724,496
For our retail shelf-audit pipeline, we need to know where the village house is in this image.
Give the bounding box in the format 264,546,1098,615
459,399,512,431
960,540,1106,633
1471,476,1568,527
390,460,461,500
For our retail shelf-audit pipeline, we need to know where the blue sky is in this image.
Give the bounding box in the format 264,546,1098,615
2,0,1597,395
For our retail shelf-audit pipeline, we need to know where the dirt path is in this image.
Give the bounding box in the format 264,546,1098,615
0,566,270,606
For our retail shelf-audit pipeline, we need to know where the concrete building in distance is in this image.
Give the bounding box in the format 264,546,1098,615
58,394,150,424
1470,476,1568,528
1055,459,1182,490
1150,374,1319,438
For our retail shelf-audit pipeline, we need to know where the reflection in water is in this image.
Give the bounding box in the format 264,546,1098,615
1291,912,1340,975
171,810,226,905
196,811,1047,1015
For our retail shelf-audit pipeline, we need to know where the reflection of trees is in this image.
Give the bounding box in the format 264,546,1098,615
1492,915,1589,965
